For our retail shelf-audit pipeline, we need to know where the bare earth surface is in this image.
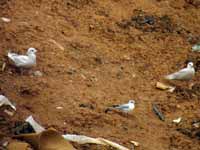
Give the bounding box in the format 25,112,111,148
0,0,200,149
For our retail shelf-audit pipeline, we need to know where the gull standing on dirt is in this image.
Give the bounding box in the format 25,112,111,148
8,47,37,68
105,100,135,113
165,62,195,80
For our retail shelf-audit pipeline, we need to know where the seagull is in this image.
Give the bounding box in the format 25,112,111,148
8,47,37,68
105,100,135,113
165,62,195,80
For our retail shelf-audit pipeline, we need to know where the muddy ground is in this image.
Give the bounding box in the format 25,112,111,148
0,0,200,150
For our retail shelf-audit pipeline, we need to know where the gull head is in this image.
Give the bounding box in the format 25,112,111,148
27,48,37,55
128,100,135,104
187,62,194,68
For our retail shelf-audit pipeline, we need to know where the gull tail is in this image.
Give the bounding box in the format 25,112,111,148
165,74,175,80
105,105,119,113
105,107,113,113
8,52,14,57
8,51,17,60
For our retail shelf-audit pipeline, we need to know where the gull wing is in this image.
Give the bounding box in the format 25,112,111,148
166,68,193,80
9,54,30,66
115,103,129,109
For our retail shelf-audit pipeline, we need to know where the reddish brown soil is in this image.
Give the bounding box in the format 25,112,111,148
0,0,200,149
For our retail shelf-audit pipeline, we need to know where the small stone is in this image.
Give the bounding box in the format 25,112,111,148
67,68,76,75
123,55,131,61
89,25,94,30
2,141,9,147
56,106,63,110
193,123,200,128
1,17,11,23
173,117,182,124
192,120,200,128
4,109,14,116
34,71,43,77
132,73,136,78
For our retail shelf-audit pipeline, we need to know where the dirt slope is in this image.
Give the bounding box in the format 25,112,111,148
0,0,200,149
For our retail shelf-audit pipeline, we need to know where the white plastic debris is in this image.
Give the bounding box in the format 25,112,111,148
98,138,129,150
192,44,200,52
25,116,45,133
173,117,182,124
130,141,140,147
156,82,175,92
0,95,16,110
63,134,105,145
24,118,129,150
1,17,11,23
63,134,129,150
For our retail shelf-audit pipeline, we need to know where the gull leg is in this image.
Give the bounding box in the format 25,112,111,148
19,68,25,75
20,68,23,75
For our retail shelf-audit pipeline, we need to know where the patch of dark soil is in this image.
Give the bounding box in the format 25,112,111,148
19,85,40,97
0,0,10,9
117,9,189,35
176,118,200,139
155,100,178,114
64,0,95,9
0,115,12,135
191,83,200,98
185,0,200,8
174,86,194,100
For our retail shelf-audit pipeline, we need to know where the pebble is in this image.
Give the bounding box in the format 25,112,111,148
123,55,131,61
4,109,14,116
89,25,94,30
1,17,11,23
56,106,63,110
34,71,43,77
2,141,9,147
132,73,136,78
